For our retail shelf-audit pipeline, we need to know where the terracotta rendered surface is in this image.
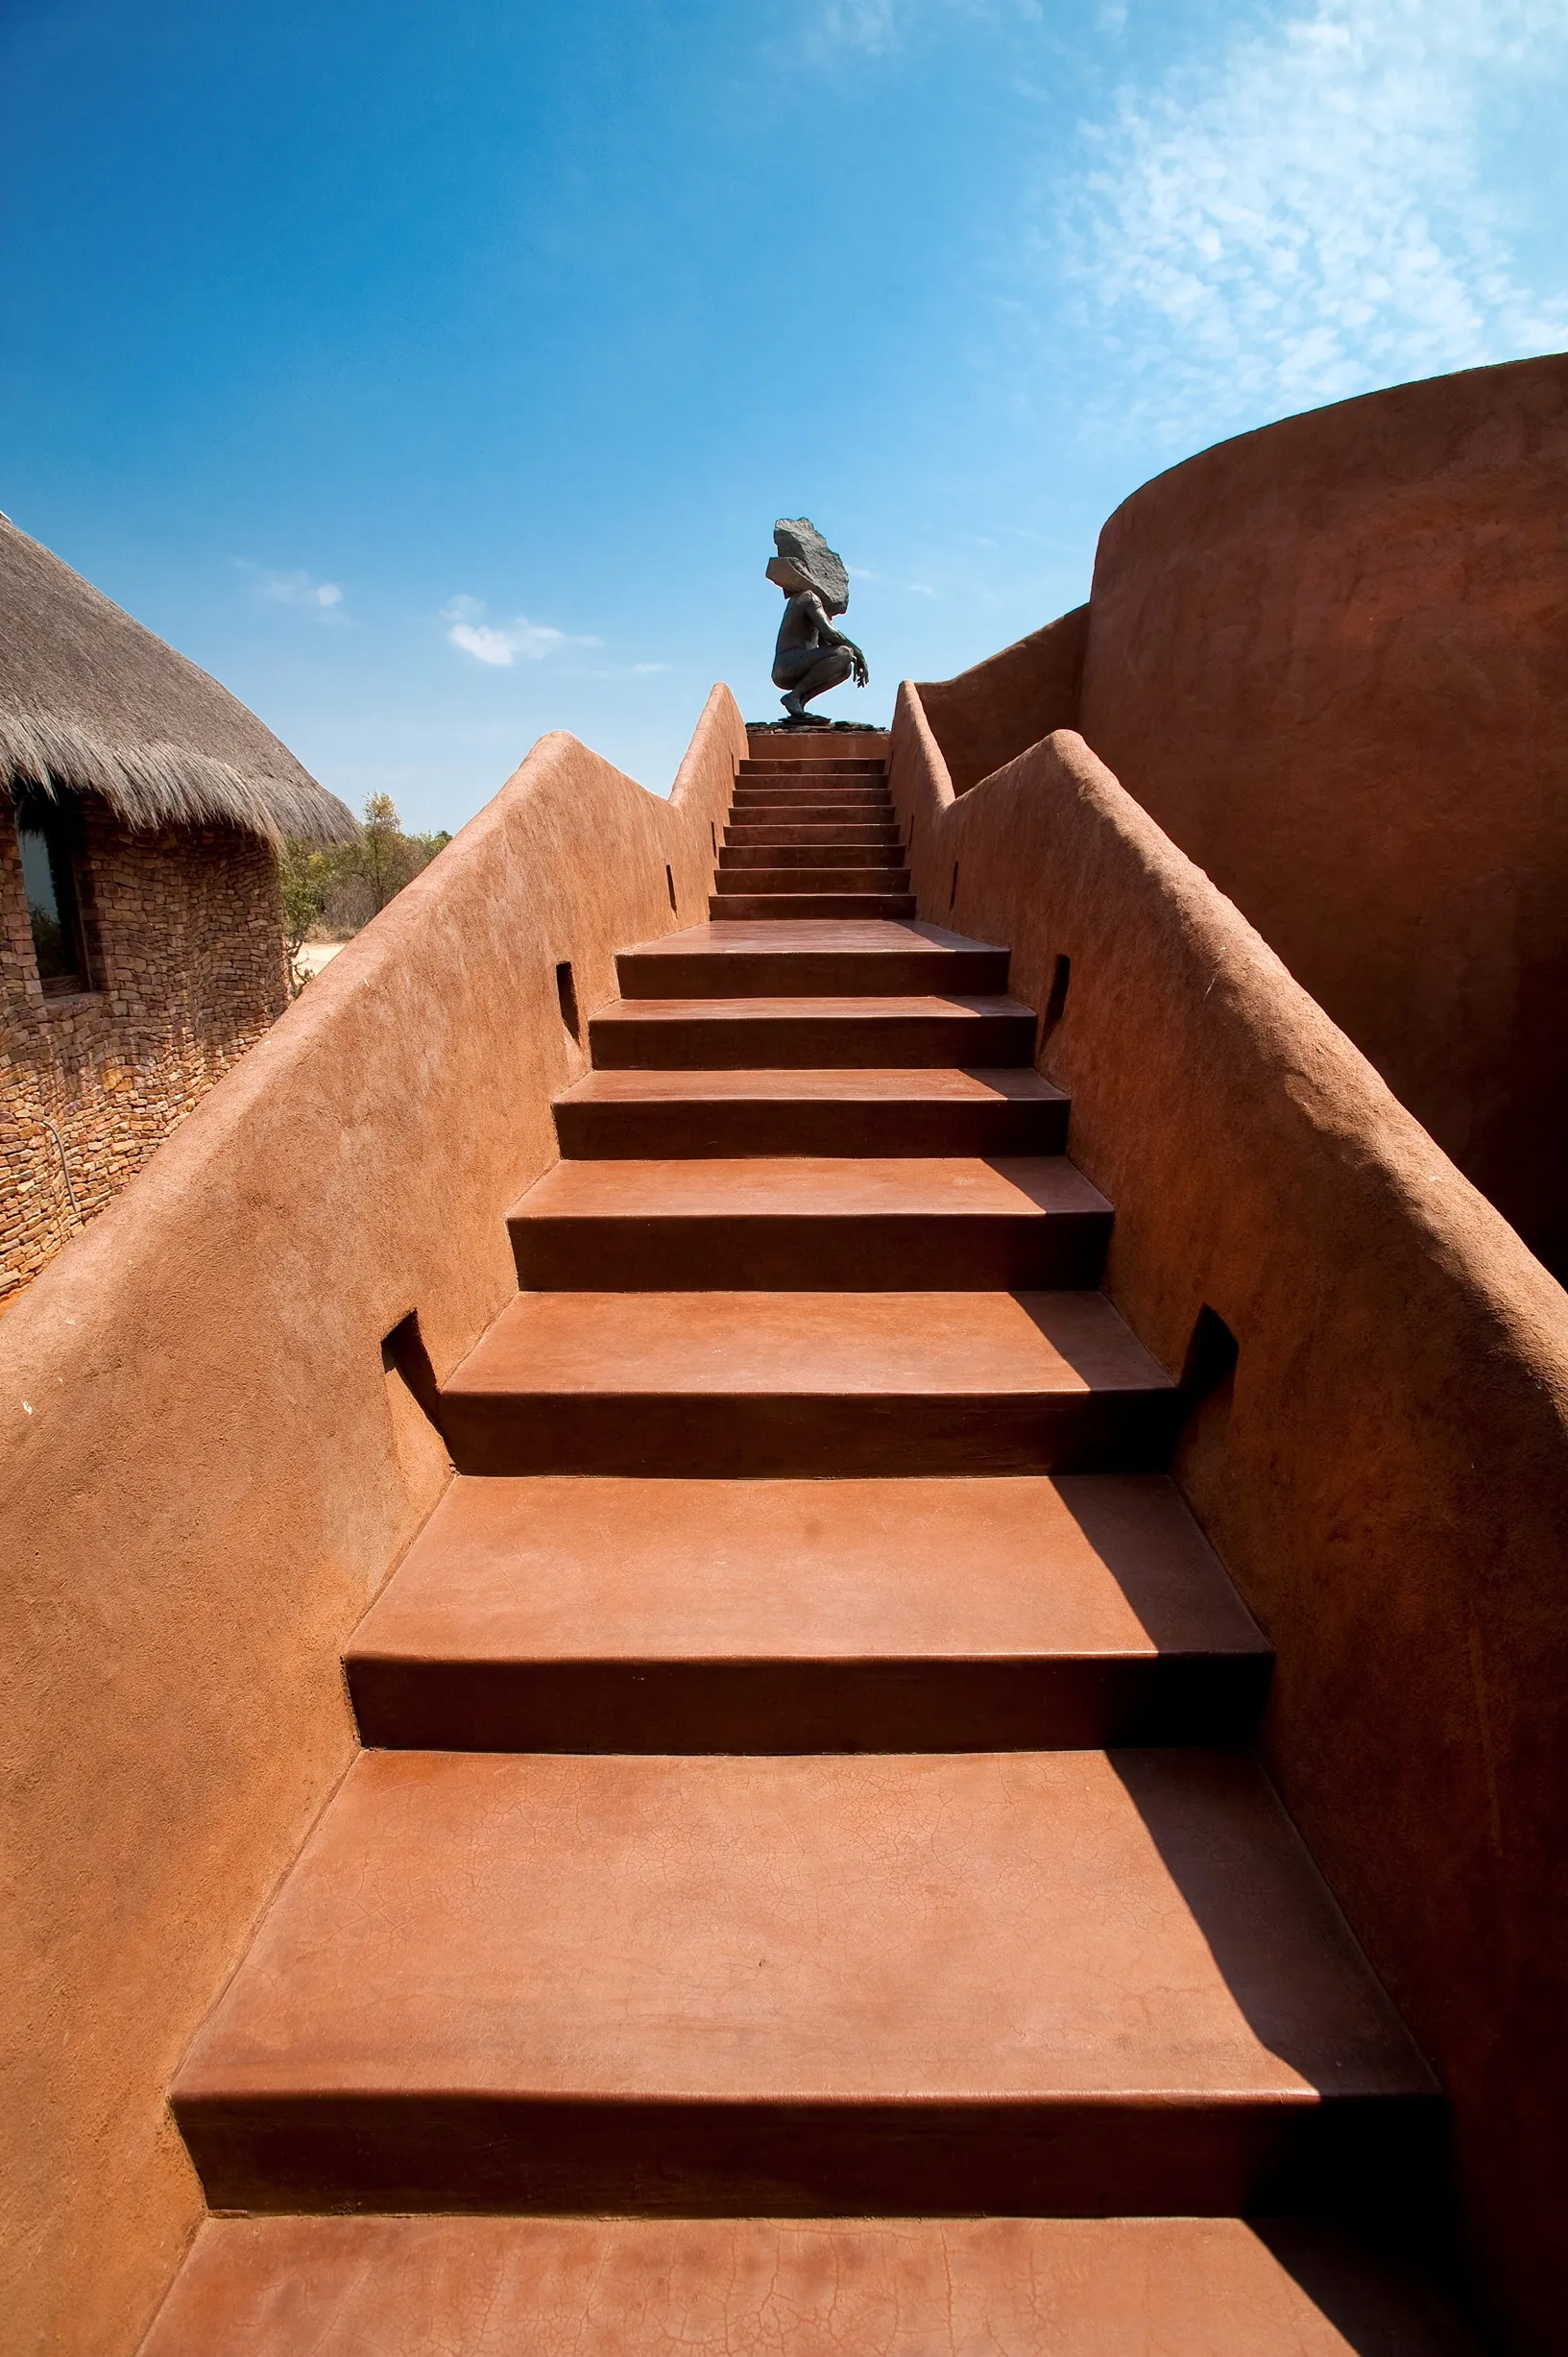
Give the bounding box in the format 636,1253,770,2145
887,691,1568,2351
171,1746,1433,2212
0,692,744,2357
918,603,1088,793
1076,353,1568,1273
139,2214,1480,2357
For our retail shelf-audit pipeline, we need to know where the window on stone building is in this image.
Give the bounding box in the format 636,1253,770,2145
15,796,92,996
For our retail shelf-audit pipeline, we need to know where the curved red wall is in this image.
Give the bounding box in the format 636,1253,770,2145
1077,353,1568,1274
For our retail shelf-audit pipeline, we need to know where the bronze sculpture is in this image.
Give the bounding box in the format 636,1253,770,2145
767,518,869,722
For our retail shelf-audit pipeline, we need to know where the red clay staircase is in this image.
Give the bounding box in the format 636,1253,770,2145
143,736,1474,2353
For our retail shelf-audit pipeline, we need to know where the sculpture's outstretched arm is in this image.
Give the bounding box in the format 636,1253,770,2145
833,634,870,688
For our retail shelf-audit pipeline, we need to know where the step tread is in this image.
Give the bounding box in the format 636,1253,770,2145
141,2214,1481,2357
558,1067,1065,1106
510,1154,1109,1226
625,920,1001,956
348,1473,1268,1668
172,1747,1433,2107
711,896,918,919
594,993,1035,1026
714,872,911,890
443,1287,1170,1402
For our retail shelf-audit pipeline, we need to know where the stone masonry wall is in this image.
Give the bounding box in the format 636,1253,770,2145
1,795,287,1300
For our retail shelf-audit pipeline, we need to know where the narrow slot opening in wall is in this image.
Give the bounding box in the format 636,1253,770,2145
949,860,959,910
555,960,581,1042
1043,954,1072,1039
665,864,678,912
381,1310,446,1435
1180,1304,1239,1404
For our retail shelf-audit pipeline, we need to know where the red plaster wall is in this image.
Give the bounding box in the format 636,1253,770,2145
1,800,286,1300
0,698,740,2357
1076,352,1568,1275
916,605,1088,794
888,688,1568,2357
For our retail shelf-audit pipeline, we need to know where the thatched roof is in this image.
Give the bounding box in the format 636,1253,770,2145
0,514,356,843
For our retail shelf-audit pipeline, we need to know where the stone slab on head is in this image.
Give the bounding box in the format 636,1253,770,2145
767,519,850,618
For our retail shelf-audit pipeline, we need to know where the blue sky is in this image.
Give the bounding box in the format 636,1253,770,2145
4,0,1566,832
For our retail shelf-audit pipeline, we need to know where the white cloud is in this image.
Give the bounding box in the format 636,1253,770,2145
240,564,344,613
442,595,602,668
1056,0,1568,445
630,661,668,674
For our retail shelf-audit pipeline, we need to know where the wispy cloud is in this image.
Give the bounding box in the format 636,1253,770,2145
238,562,344,613
442,595,602,668
808,0,1035,60
1055,0,1568,446
630,661,668,674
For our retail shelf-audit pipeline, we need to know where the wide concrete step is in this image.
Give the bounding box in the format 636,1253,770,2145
711,891,918,920
739,757,888,775
170,1747,1437,2214
590,995,1035,1069
140,2213,1482,2357
721,842,906,870
733,790,893,812
735,786,891,803
507,1154,1111,1290
347,1472,1271,1752
715,867,911,896
615,919,1009,999
437,1288,1176,1476
725,820,901,844
554,1068,1067,1158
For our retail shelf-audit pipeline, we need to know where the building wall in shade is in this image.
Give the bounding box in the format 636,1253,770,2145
1,799,286,1300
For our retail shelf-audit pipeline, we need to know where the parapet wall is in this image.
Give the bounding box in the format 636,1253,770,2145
917,356,1568,1277
888,685,1568,2357
0,692,742,2357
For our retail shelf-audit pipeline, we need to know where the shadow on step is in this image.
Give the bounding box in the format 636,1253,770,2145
1106,1748,1448,2240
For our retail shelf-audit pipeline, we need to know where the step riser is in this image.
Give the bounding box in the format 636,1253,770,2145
732,792,892,810
588,1012,1037,1069
615,949,1009,996
508,1208,1111,1292
716,858,905,876
726,787,886,806
739,762,888,776
729,808,895,826
438,1389,1180,1478
350,1654,1272,1753
172,2089,1436,2220
711,895,919,919
554,1098,1070,1157
714,872,913,894
725,825,901,844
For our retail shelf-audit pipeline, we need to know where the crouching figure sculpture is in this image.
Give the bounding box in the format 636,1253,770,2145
768,517,869,722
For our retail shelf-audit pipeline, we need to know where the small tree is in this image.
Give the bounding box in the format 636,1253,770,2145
360,792,406,913
280,798,453,986
278,842,326,997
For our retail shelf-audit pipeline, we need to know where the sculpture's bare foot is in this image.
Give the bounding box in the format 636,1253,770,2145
781,690,807,719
